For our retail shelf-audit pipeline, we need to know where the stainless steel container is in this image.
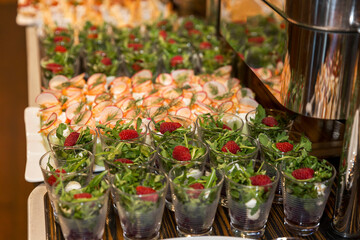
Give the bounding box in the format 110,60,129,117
263,0,360,238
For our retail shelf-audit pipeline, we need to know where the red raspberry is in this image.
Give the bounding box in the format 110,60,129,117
46,63,63,73
47,169,67,186
172,146,191,161
187,183,204,198
168,38,176,44
159,122,182,134
250,175,272,186
136,186,158,202
54,27,68,35
101,57,112,66
214,55,224,64
276,142,293,152
132,63,142,72
53,36,70,43
170,55,183,67
64,132,80,146
188,29,201,36
119,129,139,140
128,43,143,51
199,41,212,50
222,124,232,130
189,183,204,189
221,141,241,154
184,21,194,30
87,33,98,39
159,30,167,40
74,193,92,199
115,158,134,164
292,168,314,180
261,116,278,127
55,45,67,53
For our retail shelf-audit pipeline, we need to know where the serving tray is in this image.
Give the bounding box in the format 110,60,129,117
28,184,338,240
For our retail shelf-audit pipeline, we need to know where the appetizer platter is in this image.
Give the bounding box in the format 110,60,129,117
22,2,338,239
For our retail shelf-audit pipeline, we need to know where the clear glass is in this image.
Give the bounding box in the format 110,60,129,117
39,148,95,222
110,166,168,240
225,159,279,239
208,133,259,207
196,112,244,142
260,130,305,204
97,118,148,148
51,173,109,240
47,124,98,154
281,159,336,236
157,137,208,211
148,115,196,147
245,109,293,139
169,162,224,236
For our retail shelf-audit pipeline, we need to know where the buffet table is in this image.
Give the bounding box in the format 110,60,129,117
28,183,338,240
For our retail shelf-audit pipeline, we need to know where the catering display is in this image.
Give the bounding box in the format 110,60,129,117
22,0,338,239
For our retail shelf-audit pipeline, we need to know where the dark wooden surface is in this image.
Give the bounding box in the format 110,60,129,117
0,3,35,240
44,186,338,239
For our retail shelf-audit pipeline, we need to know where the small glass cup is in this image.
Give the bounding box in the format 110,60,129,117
225,159,279,239
207,133,259,207
97,118,148,148
148,115,196,147
169,162,224,237
50,172,110,240
47,124,98,155
245,108,293,139
196,112,244,142
39,148,95,222
260,130,308,204
110,166,168,240
281,158,336,236
157,137,208,211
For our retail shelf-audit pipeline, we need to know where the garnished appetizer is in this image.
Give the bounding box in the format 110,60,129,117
206,131,258,168
53,171,109,240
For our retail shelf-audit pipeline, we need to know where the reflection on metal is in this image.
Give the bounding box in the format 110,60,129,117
262,0,360,237
280,26,360,119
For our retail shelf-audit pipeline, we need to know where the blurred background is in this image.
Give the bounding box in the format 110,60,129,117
0,2,34,240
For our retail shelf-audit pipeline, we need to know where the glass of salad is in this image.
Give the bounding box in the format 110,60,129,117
148,115,196,147
225,159,279,239
101,141,156,173
245,105,294,139
169,162,224,236
196,113,244,142
109,165,168,240
51,171,110,240
97,118,148,148
40,148,95,223
281,156,336,236
47,124,98,155
258,130,311,204
157,136,208,210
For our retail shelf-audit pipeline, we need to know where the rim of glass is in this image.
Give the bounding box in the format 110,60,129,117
225,159,280,189
110,166,169,197
208,133,260,158
156,137,209,163
280,158,336,185
103,141,156,165
47,124,97,147
148,115,196,135
195,112,244,130
98,117,148,141
39,148,95,174
168,163,225,191
245,108,293,128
